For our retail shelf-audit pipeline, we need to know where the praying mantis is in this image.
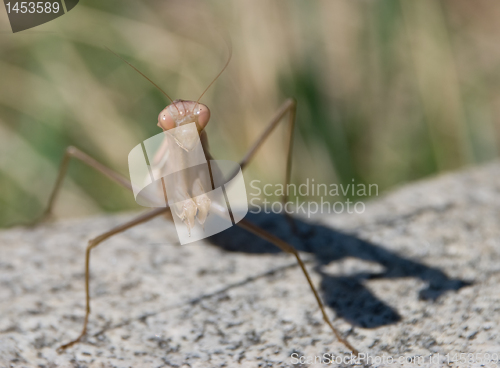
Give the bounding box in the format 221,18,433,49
40,44,360,355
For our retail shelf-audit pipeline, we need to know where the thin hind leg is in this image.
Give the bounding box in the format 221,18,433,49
58,207,170,351
238,98,298,231
236,219,359,355
38,146,133,224
41,147,172,350
239,98,296,205
234,100,358,354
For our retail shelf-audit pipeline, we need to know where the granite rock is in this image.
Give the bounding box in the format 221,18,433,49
1,163,500,367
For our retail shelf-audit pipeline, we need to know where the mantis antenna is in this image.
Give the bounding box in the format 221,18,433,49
196,37,232,104
104,46,175,105
106,38,231,118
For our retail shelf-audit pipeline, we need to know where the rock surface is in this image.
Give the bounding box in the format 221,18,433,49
1,162,500,367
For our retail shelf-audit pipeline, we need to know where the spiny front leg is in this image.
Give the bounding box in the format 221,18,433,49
169,159,198,234
171,169,212,234
192,177,211,226
172,188,198,235
173,175,212,233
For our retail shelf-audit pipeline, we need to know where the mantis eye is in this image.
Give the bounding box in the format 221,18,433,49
196,104,210,130
157,108,175,130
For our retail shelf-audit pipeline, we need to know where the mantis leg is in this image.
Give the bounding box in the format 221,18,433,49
239,98,296,206
40,146,133,223
235,99,359,355
40,146,171,350
236,219,359,355
58,207,170,351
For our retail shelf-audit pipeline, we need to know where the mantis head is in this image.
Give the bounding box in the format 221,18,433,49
104,41,229,152
157,100,210,151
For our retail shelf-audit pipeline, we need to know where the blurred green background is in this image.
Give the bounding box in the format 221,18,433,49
1,0,499,227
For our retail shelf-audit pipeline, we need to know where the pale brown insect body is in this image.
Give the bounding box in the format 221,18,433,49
154,100,213,234
40,44,360,355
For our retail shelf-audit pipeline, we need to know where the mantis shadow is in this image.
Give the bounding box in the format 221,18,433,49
207,212,471,329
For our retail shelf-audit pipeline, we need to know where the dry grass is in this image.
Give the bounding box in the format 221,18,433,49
1,0,500,226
